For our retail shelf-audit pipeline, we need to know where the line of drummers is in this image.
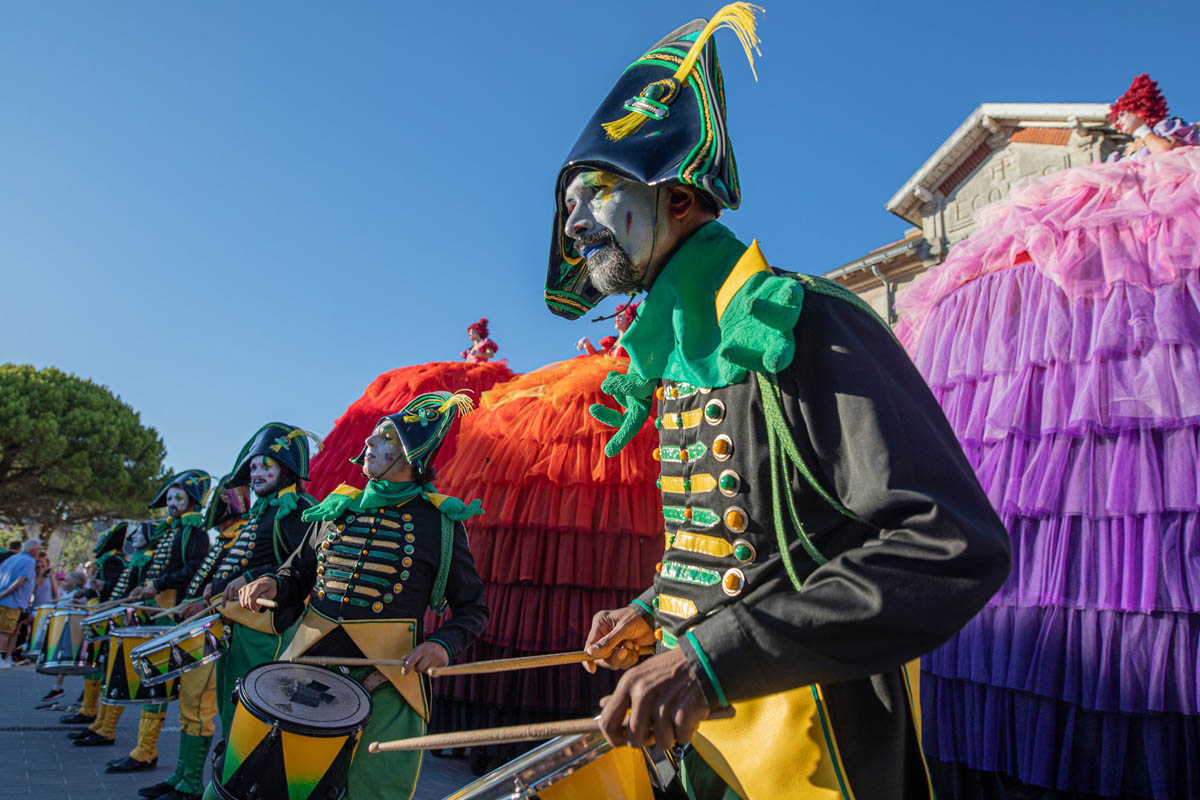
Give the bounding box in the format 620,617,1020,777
23,408,660,800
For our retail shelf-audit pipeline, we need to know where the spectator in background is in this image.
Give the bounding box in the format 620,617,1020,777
38,571,86,698
0,540,22,567
0,540,41,668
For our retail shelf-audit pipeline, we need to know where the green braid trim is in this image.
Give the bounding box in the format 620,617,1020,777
427,637,454,662
758,372,861,524
795,274,896,341
684,631,728,709
630,598,655,625
427,513,454,614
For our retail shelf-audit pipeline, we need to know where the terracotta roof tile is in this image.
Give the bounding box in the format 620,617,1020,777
1008,127,1073,145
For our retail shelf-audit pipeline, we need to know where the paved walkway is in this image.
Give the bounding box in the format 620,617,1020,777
0,663,477,799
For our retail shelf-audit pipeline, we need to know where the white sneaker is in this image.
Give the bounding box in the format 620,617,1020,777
0,659,13,669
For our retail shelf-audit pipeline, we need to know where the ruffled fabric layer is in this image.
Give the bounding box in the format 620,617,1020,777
922,674,1200,800
898,146,1200,350
306,360,514,499
427,354,662,748
900,150,1200,798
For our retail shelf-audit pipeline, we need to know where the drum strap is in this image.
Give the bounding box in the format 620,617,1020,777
427,514,454,614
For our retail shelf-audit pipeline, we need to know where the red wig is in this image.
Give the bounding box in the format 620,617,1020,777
1110,73,1169,127
615,301,640,327
467,317,490,339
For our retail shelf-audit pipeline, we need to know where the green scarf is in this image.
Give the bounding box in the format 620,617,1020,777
591,220,806,456
302,480,483,524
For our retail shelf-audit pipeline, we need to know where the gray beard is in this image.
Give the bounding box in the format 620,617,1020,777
587,243,644,295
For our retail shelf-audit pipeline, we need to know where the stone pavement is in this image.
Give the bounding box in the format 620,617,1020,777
0,663,477,799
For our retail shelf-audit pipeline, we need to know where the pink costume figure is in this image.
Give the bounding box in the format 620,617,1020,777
461,318,499,363
575,301,639,358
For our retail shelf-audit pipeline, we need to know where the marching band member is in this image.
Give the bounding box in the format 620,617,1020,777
236,391,489,800
106,470,211,774
542,5,1012,798
71,520,157,749
59,521,129,727
138,476,251,800
207,423,316,736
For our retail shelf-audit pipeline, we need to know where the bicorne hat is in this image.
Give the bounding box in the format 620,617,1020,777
229,423,316,488
148,469,212,509
545,3,762,320
351,391,475,476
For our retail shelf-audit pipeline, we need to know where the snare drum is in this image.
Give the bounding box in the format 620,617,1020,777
37,608,96,675
104,627,180,705
211,661,372,800
130,613,229,686
443,730,655,800
22,603,54,659
83,605,150,643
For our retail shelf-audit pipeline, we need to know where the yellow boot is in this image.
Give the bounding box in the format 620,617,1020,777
80,679,101,716
74,702,122,746
107,707,166,772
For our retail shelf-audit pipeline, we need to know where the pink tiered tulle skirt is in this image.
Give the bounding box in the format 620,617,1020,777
898,147,1200,800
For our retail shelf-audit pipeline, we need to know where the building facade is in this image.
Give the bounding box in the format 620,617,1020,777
828,103,1124,320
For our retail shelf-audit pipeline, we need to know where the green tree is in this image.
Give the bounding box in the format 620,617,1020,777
0,365,166,543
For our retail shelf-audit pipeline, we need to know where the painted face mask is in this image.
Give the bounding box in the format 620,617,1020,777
248,455,284,497
563,170,662,296
127,527,148,552
165,487,191,518
362,420,407,480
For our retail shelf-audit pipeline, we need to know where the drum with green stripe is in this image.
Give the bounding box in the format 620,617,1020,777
212,661,371,800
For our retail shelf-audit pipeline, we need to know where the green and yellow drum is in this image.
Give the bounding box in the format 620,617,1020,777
22,603,55,660
211,661,372,800
130,612,229,686
38,608,96,675
104,626,180,704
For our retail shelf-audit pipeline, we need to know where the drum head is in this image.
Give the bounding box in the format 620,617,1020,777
239,662,371,736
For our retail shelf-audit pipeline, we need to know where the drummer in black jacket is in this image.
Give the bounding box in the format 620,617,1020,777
237,390,489,800
60,522,129,727
109,471,211,774
206,423,318,737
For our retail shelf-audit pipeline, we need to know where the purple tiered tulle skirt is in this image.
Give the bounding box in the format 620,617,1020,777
897,147,1200,800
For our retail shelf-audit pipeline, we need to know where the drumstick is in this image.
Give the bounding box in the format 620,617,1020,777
368,707,736,753
148,596,221,621
290,645,657,674
253,598,277,608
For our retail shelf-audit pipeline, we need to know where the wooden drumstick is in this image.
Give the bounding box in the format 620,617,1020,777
149,596,221,621
252,598,277,608
290,645,657,674
368,707,736,753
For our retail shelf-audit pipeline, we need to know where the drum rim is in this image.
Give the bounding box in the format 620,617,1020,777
440,731,612,800
109,625,175,639
237,661,373,737
138,647,226,686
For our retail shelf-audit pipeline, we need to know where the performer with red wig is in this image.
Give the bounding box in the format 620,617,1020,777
461,318,500,363
1106,73,1197,162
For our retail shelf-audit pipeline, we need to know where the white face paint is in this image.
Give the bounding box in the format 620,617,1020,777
562,171,663,295
127,526,148,552
249,455,283,497
363,421,407,480
165,486,191,518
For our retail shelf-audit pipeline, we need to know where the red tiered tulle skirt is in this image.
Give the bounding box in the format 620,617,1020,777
306,360,514,499
428,354,663,758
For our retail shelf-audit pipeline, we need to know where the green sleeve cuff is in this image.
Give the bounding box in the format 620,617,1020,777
630,598,655,625
682,630,729,709
427,637,454,663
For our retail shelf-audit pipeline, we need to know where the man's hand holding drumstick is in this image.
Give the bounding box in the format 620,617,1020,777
583,606,713,750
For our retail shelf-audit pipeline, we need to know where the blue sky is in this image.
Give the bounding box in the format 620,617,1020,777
2,1,1197,478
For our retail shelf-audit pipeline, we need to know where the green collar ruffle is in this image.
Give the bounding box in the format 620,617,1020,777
249,484,309,521
302,480,484,524
591,221,805,456
619,220,805,388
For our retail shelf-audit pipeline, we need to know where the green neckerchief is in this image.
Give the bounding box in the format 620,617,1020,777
126,548,153,571
619,220,748,388
302,479,484,523
591,221,807,456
